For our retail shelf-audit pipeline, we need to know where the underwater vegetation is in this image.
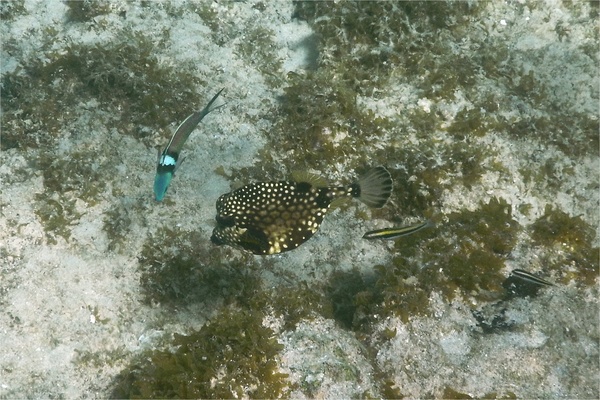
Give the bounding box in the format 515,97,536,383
442,386,517,399
3,0,596,398
1,16,218,243
0,0,26,21
33,149,110,244
250,0,598,185
321,195,598,330
276,1,485,166
37,151,107,206
137,227,253,309
109,1,597,397
33,195,81,245
1,27,206,151
321,198,520,327
111,307,289,399
64,0,113,23
529,205,599,286
115,225,348,398
102,202,134,253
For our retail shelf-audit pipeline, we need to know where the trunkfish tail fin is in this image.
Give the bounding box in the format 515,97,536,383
354,166,393,208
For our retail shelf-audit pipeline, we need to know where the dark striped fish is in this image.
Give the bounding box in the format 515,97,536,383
154,89,225,201
363,220,433,240
509,269,553,286
502,268,553,298
211,167,393,255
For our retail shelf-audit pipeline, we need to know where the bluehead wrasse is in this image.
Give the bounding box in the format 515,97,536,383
509,269,554,286
154,88,225,201
362,220,433,240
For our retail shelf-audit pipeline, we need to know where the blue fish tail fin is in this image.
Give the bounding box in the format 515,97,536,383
204,88,226,115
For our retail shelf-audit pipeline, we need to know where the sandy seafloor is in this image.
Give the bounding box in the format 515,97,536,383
0,0,598,398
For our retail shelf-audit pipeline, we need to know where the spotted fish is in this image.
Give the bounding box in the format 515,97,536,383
210,167,393,254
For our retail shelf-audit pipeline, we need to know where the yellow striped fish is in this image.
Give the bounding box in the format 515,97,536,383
363,220,433,240
509,269,554,286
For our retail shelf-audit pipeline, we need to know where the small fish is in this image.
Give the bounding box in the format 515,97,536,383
509,269,554,287
154,89,224,201
211,166,393,255
502,268,553,299
363,220,433,240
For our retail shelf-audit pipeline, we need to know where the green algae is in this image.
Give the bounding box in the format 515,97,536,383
33,195,81,245
0,0,25,20
1,28,205,151
235,25,283,88
294,1,482,87
237,1,510,195
64,0,112,23
384,141,496,220
326,269,377,330
422,197,519,297
347,197,522,324
443,386,474,399
75,346,128,369
32,149,111,244
37,151,107,206
209,1,543,337
264,283,333,331
268,69,390,173
5,1,594,397
137,224,335,329
123,230,295,398
111,307,289,399
4,22,214,248
530,205,599,286
102,203,133,253
442,387,517,399
288,0,598,160
138,227,257,309
1,69,72,150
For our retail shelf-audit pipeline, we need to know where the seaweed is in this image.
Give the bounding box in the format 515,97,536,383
1,28,206,151
65,0,112,23
137,227,260,309
32,148,111,244
235,25,284,88
102,203,133,253
34,194,81,245
356,197,520,323
422,197,519,298
0,0,25,20
110,307,289,399
325,269,377,330
267,283,333,331
37,151,107,206
530,205,599,286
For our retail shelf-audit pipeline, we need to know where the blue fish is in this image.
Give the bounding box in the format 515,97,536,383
154,89,224,201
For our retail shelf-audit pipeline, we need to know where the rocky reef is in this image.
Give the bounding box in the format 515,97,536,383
1,1,597,398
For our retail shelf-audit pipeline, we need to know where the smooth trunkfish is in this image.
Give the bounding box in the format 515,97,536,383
211,167,393,255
